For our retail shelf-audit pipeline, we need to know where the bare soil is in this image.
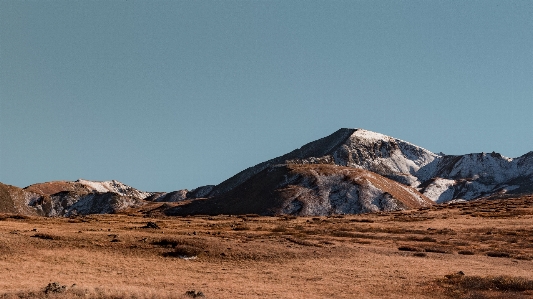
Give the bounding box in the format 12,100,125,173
1,196,533,298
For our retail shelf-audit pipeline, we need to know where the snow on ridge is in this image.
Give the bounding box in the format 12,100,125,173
352,129,439,159
331,129,440,187
76,179,152,199
77,179,109,193
352,129,393,143
422,178,456,203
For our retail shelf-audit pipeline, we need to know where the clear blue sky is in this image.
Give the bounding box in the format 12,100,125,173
1,1,532,192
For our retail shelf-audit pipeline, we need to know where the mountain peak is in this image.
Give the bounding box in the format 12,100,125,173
352,128,389,140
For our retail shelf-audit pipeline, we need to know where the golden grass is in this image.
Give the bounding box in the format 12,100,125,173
0,196,532,298
436,272,533,299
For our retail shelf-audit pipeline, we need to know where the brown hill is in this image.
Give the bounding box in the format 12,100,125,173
165,164,433,216
24,181,91,196
0,180,151,217
0,182,38,215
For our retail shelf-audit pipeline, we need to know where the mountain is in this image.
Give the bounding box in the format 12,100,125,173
165,164,433,216
417,152,533,202
0,179,152,216
203,129,437,198
2,128,532,217
0,182,39,215
24,179,152,199
169,128,533,215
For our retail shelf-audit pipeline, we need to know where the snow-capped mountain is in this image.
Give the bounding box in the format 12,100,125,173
417,152,533,202
0,179,153,216
192,128,533,205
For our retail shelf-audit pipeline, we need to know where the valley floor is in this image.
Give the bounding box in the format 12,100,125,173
1,196,533,299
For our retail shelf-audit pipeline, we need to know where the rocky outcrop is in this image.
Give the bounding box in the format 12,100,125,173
1,179,151,216
0,182,39,215
165,164,433,216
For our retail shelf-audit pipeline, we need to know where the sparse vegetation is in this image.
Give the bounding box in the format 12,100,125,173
0,195,532,298
437,273,533,298
486,251,511,258
398,246,421,252
0,285,179,299
31,233,60,240
271,224,288,232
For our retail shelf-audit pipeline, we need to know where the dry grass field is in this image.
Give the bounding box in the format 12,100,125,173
1,196,533,298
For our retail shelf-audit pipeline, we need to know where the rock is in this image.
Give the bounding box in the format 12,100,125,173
445,271,465,279
143,222,160,229
185,290,205,297
43,282,66,294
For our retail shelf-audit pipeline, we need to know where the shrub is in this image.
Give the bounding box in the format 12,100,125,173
271,225,288,233
441,274,533,292
424,247,449,254
232,224,250,231
486,251,511,258
31,233,60,240
398,246,421,252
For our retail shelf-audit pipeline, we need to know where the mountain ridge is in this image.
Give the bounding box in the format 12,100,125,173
1,128,532,216
179,128,533,212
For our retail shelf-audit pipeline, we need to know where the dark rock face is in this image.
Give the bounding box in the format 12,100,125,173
165,164,433,216
146,190,189,202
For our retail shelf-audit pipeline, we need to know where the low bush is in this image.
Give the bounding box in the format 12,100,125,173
398,246,421,252
439,274,533,292
31,233,60,240
271,225,288,233
424,247,449,254
486,251,511,258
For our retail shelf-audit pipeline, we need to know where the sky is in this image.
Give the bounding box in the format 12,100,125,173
1,1,532,192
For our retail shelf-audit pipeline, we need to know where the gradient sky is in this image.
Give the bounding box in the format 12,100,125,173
1,1,532,192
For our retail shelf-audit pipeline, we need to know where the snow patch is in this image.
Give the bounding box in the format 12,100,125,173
422,178,456,203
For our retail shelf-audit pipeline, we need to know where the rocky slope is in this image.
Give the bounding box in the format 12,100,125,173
0,182,39,215
0,179,152,216
165,164,433,216
185,128,533,205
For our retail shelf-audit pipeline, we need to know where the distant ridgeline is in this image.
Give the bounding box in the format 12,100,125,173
2,129,533,216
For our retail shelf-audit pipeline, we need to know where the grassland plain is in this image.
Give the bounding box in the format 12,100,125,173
1,196,533,299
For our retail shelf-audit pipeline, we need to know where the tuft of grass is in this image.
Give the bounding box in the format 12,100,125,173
408,236,437,242
0,285,181,299
231,223,250,231
398,246,421,252
424,247,449,254
438,274,533,292
0,214,30,221
152,238,179,247
486,251,511,258
271,225,288,233
31,233,60,240
349,218,374,223
285,237,319,247
164,245,203,258
153,238,209,258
